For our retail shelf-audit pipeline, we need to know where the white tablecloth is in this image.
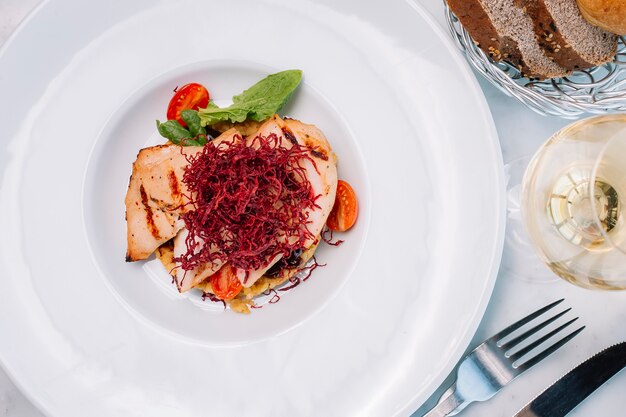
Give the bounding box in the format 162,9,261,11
1,1,625,416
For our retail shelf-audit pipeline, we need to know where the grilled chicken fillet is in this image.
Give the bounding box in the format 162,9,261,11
125,116,337,292
125,129,240,261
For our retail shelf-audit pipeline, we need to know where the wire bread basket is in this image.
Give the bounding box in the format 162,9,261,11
445,3,626,118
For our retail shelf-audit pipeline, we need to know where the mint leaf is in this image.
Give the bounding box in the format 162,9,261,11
197,69,302,126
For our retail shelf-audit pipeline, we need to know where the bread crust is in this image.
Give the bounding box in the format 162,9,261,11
519,0,594,69
577,0,626,34
449,0,617,79
446,0,533,76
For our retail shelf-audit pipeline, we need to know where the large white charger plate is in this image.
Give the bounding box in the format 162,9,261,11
0,0,504,416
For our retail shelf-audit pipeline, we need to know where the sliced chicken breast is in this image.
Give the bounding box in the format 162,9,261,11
173,229,225,292
283,118,338,245
127,117,337,293
233,115,338,287
125,144,200,261
125,128,240,261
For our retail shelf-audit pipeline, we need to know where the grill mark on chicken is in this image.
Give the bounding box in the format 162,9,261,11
282,127,298,145
139,184,161,240
310,149,329,161
125,129,241,261
168,169,180,199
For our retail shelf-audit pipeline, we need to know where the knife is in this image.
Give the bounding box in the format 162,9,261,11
513,342,626,417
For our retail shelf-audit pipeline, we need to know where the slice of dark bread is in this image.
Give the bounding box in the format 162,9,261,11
542,0,617,65
448,0,617,79
521,0,617,70
448,0,567,78
446,0,532,75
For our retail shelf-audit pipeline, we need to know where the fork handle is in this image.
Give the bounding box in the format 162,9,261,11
422,383,468,417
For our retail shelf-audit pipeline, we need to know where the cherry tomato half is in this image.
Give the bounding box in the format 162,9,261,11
327,180,358,232
210,264,243,300
166,83,210,127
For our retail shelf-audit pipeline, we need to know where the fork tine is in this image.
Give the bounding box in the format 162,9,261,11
421,299,582,417
516,326,585,372
499,308,572,350
491,299,564,341
507,317,579,362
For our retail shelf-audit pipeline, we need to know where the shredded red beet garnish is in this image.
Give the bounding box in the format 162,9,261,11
175,133,321,273
279,256,325,291
248,257,326,310
201,291,226,309
321,228,344,246
266,288,281,304
250,289,280,309
278,275,302,292
301,256,325,281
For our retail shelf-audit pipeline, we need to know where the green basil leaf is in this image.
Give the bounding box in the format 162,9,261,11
181,109,206,138
232,69,302,121
198,107,250,126
156,120,189,143
180,138,206,146
197,69,302,126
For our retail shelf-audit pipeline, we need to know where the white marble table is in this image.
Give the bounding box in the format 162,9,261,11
1,1,625,416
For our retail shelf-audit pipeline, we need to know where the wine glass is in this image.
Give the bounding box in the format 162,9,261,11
501,156,558,282
522,114,626,290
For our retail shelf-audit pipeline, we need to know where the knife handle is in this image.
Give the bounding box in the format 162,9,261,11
422,383,468,417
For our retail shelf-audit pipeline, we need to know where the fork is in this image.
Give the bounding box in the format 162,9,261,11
422,299,584,417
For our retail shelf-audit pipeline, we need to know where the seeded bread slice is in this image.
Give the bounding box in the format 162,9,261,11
540,0,616,66
448,0,568,78
446,0,531,74
521,0,616,70
448,0,617,79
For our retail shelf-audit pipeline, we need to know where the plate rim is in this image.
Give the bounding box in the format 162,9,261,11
0,1,505,416
397,2,504,414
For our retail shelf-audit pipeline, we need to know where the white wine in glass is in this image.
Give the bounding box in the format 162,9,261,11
522,114,626,290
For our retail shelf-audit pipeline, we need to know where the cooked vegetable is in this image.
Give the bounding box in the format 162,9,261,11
209,265,243,300
166,83,210,127
197,70,302,126
326,180,358,232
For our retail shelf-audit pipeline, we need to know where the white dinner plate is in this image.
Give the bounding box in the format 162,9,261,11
0,0,504,415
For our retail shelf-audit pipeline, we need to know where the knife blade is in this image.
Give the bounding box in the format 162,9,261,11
513,342,626,417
